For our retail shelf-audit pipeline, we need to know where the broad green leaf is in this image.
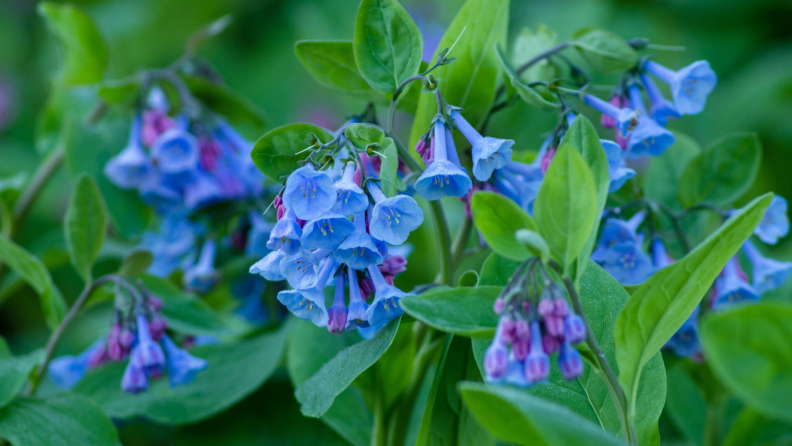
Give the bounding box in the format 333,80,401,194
644,133,701,210
344,123,385,148
408,0,509,149
376,138,399,197
702,302,792,423
37,2,108,85
287,319,372,446
416,336,493,446
353,0,423,96
96,78,140,105
664,365,706,446
65,174,107,282
570,28,637,73
182,75,268,132
0,236,65,329
400,286,501,337
458,270,480,287
74,325,288,424
471,191,537,261
251,123,333,182
117,250,153,277
494,46,559,110
295,317,400,418
0,350,44,410
677,133,762,208
295,40,381,99
557,116,610,282
479,253,521,286
512,25,559,84
459,383,628,446
0,394,120,446
722,407,792,446
614,193,772,421
534,146,598,269
471,263,666,446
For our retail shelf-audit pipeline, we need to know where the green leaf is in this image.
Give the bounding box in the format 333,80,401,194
644,133,701,210
417,336,494,446
570,28,638,73
377,138,399,197
37,2,108,85
117,250,153,277
614,193,773,420
0,350,44,410
97,78,140,106
458,270,480,287
408,0,509,149
344,123,385,148
514,229,550,262
401,286,501,337
0,394,121,446
512,25,560,84
471,191,537,261
664,365,706,445
295,40,380,99
677,133,762,208
722,407,792,446
479,253,521,286
459,383,629,446
534,146,598,269
494,46,559,110
295,317,400,418
64,174,107,282
701,302,792,423
353,0,423,96
0,236,65,330
251,123,333,182
182,75,268,132
287,319,372,446
74,325,288,424
556,116,609,281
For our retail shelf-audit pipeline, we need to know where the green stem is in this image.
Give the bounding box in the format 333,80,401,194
451,217,472,267
10,145,65,240
388,75,426,136
703,405,721,446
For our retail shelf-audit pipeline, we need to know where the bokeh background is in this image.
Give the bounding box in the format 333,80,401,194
1,0,791,444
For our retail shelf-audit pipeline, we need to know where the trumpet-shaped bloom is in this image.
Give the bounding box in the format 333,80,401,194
558,342,583,380
280,249,329,290
48,340,106,389
601,140,635,192
626,84,675,158
104,115,153,188
301,214,354,250
640,74,681,126
581,93,638,135
365,264,406,327
367,182,423,245
150,128,200,173
563,314,586,344
592,212,646,262
754,195,789,244
183,239,219,292
333,213,384,270
121,354,148,394
161,335,207,387
602,242,655,286
742,240,792,294
643,60,717,115
346,268,369,330
283,165,335,220
712,257,759,310
484,325,509,379
266,210,302,255
277,260,338,327
327,274,348,334
415,120,472,200
249,250,287,281
179,171,225,210
449,110,514,181
651,238,673,269
524,322,550,384
332,163,369,216
665,306,702,357
132,315,165,374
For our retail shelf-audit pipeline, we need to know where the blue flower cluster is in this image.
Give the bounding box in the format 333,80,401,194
250,162,422,335
484,281,587,386
104,88,263,215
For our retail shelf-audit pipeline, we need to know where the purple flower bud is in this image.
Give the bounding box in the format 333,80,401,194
327,274,348,334
484,340,508,379
544,315,565,338
537,299,554,318
108,324,125,361
558,342,584,380
120,329,135,349
141,110,176,147
493,297,504,314
552,298,569,317
524,322,550,384
500,318,516,344
514,319,530,340
542,333,561,354
380,255,407,275
564,314,587,344
147,296,164,312
512,337,530,361
149,317,168,341
600,95,623,129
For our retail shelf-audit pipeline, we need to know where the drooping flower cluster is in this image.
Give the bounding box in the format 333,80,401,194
484,265,587,386
104,88,263,215
250,161,423,335
48,281,207,393
592,211,654,285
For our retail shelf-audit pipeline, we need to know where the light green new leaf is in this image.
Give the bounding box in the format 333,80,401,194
0,236,66,329
408,0,509,150
295,40,379,98
494,46,559,110
614,193,772,419
65,174,107,282
0,350,44,410
0,394,121,446
534,146,598,269
295,317,400,418
37,2,108,85
251,123,333,182
74,325,288,424
570,28,638,73
460,383,628,446
512,25,560,84
471,191,537,261
344,123,385,148
400,286,502,337
702,302,792,423
353,0,423,96
678,133,762,208
117,250,153,277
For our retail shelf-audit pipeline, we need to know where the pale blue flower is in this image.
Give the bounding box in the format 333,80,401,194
183,239,219,293
524,321,549,384
626,84,674,158
283,165,335,220
640,73,681,126
601,242,655,286
249,250,287,281
601,140,635,192
643,60,717,115
131,315,165,374
104,115,153,188
365,264,406,327
755,195,789,244
582,93,638,135
592,211,646,262
280,249,331,290
742,240,792,294
121,353,148,394
415,120,472,200
558,342,583,380
48,340,105,389
333,213,383,270
161,335,207,387
300,214,355,250
665,306,702,357
327,273,348,334
346,268,370,331
150,128,200,173
277,259,338,327
367,182,423,245
332,163,369,216
449,109,514,181
266,210,302,255
712,257,759,310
